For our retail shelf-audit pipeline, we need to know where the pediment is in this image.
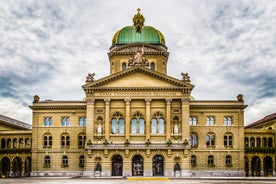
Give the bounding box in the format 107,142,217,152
83,66,193,90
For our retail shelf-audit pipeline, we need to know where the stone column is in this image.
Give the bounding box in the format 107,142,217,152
86,99,95,141
248,158,252,176
165,99,172,140
21,161,25,176
125,99,131,140
145,99,152,140
104,99,111,140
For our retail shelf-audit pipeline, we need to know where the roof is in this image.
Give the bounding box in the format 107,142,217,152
245,112,276,128
0,114,32,130
112,26,165,46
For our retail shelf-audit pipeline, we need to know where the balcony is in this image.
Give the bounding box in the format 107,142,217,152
86,143,190,150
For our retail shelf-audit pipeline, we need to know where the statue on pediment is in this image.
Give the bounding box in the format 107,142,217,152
181,73,190,82
86,73,95,82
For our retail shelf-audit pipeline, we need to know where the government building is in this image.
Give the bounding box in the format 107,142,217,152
0,9,275,178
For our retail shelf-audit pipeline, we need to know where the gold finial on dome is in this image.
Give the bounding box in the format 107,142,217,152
133,8,145,33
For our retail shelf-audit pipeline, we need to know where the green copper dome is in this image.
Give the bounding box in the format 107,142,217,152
112,9,166,45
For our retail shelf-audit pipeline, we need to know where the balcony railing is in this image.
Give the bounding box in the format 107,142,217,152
86,143,190,150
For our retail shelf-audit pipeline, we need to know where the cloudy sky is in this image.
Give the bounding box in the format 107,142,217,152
0,0,275,126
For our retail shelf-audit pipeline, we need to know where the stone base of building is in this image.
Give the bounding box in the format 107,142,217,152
191,170,245,177
31,171,83,177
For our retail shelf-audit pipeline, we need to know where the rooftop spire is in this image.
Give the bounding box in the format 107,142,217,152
133,8,145,33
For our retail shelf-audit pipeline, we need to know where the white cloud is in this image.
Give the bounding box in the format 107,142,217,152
0,0,275,125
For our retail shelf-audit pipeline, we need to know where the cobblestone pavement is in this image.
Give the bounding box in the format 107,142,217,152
1,178,276,184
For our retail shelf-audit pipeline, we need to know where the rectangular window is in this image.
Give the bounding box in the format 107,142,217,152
44,117,53,126
224,116,232,126
61,117,70,126
206,116,215,126
189,117,197,126
79,117,86,126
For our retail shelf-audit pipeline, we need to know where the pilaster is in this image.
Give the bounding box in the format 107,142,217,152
104,99,111,140
125,98,131,140
145,98,152,140
86,99,95,141
181,98,190,141
166,98,172,140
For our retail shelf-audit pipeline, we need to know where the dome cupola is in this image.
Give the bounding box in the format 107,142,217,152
112,9,165,46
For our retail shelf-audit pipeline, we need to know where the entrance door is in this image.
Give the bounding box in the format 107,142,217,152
1,157,10,176
132,155,143,176
152,155,164,176
112,155,123,176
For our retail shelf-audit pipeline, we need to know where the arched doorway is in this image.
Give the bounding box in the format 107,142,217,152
132,155,143,176
244,156,249,176
251,156,261,176
13,157,22,177
152,155,164,176
112,155,123,176
264,156,273,176
25,157,31,177
1,157,10,176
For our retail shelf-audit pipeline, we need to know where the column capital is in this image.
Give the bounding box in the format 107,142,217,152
124,98,131,105
181,98,190,105
145,98,152,104
104,99,111,105
165,98,172,104
86,99,95,105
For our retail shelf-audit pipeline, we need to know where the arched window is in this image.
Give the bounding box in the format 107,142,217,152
13,138,18,148
244,137,249,148
226,155,232,166
25,138,31,148
111,112,124,135
206,133,215,147
150,63,155,70
250,138,255,147
43,134,52,148
256,137,261,147
44,156,51,167
61,134,70,147
208,155,214,166
79,117,87,126
151,112,165,134
191,155,197,166
61,155,68,167
1,138,6,149
122,63,127,70
79,155,84,167
7,138,11,148
131,112,145,134
268,138,273,147
224,133,233,147
190,133,198,148
78,134,86,148
262,137,267,147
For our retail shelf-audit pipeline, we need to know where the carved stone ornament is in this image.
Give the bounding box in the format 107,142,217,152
128,46,149,67
86,73,95,82
181,72,190,82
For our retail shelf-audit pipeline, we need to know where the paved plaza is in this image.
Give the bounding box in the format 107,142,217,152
1,177,276,184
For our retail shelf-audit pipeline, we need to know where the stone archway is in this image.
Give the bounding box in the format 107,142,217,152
264,156,273,176
1,157,10,176
152,155,164,176
111,155,123,176
132,155,143,176
251,156,261,176
13,157,22,177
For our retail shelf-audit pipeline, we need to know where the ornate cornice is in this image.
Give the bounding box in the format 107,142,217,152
29,102,86,111
190,104,247,110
